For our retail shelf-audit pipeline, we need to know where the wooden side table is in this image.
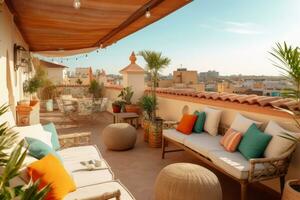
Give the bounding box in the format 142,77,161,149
112,112,139,129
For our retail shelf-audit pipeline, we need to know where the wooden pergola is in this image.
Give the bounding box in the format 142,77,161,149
5,0,191,55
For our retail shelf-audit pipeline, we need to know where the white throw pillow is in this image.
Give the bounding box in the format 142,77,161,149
13,124,53,148
230,113,263,134
264,121,299,158
204,107,222,136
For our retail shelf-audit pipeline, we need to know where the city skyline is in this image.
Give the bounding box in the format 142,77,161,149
40,0,300,76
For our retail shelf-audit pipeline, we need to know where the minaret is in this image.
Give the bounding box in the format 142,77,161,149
119,52,145,103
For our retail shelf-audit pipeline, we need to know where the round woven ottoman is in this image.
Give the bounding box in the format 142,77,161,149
103,123,137,151
154,163,222,200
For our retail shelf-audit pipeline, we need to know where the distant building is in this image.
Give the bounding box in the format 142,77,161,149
95,69,107,84
199,70,219,81
217,81,234,93
173,68,198,85
66,67,93,85
33,58,67,85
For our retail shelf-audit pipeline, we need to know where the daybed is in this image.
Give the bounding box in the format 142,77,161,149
2,110,135,200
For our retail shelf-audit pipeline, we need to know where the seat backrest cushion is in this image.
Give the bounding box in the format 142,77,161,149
264,120,299,158
230,113,263,134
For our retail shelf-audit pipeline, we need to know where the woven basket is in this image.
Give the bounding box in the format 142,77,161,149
148,120,163,148
282,179,300,200
143,119,150,142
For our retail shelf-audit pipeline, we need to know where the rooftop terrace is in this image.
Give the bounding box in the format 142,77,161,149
40,111,280,200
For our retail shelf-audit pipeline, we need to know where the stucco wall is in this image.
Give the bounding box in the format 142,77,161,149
125,73,145,103
0,4,29,115
156,94,300,192
104,87,122,113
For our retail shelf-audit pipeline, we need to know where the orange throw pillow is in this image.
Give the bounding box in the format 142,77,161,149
27,154,76,200
220,128,242,152
176,114,198,134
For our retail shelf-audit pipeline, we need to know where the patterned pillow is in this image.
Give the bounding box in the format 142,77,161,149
220,128,242,152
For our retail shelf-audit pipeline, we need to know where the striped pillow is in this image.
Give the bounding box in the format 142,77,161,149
220,128,242,152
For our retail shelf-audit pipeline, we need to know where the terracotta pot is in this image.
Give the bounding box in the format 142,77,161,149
148,119,163,148
112,104,121,113
143,119,150,142
125,104,140,114
282,180,300,200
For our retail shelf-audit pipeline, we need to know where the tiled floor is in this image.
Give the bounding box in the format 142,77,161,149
40,111,280,200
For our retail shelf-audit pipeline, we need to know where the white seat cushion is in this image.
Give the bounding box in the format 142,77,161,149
163,129,189,144
183,133,223,157
58,145,103,161
58,145,114,188
64,180,134,200
209,150,266,180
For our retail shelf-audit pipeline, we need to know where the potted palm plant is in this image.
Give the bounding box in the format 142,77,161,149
138,95,156,142
118,86,140,113
139,50,170,147
270,42,300,199
89,80,104,101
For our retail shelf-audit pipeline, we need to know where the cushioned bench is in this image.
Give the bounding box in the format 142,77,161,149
162,112,297,200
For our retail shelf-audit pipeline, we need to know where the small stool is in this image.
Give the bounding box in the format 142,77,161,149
154,163,222,200
103,123,137,151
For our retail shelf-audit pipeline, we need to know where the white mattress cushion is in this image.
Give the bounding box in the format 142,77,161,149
230,113,263,134
58,145,114,188
264,120,300,158
163,129,189,144
209,150,266,180
64,180,134,200
183,133,223,157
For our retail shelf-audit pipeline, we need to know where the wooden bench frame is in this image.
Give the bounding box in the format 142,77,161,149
161,129,295,200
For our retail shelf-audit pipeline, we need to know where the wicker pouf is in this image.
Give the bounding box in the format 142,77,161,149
103,123,137,151
154,163,222,200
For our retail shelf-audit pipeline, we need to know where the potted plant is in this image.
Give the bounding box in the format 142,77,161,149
112,100,124,113
40,80,57,112
118,86,139,113
139,50,170,147
23,66,46,100
89,80,104,101
138,95,156,142
270,42,300,199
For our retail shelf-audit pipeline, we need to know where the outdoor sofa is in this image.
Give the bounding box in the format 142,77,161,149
162,108,297,200
2,110,135,200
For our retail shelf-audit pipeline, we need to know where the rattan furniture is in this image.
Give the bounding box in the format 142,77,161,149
162,124,296,200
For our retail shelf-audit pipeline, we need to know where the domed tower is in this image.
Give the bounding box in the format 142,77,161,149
119,51,145,103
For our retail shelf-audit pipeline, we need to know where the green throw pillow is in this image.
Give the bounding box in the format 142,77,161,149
25,137,62,161
43,122,60,150
193,111,206,133
238,124,272,160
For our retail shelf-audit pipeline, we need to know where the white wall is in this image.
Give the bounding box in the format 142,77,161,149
0,3,29,114
123,73,145,103
46,68,64,84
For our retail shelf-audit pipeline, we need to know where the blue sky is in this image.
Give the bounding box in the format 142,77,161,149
42,0,300,76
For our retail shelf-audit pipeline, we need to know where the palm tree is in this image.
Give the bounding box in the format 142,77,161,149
139,50,171,120
270,42,300,101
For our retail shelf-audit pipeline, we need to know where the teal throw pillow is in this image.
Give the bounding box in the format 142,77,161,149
238,124,272,160
193,111,206,133
43,122,60,150
25,137,62,161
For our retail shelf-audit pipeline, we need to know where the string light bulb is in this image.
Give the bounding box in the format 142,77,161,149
73,0,81,9
85,54,88,59
145,8,151,18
